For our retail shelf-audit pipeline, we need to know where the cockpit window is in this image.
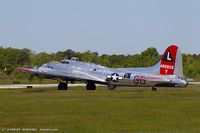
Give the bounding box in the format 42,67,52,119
60,60,70,64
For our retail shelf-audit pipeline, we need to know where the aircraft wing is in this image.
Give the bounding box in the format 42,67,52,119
16,67,106,83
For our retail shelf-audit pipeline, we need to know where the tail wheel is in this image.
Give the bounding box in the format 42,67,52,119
86,82,96,90
107,84,117,90
58,82,68,90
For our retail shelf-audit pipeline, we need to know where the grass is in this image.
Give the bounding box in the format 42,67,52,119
0,85,200,133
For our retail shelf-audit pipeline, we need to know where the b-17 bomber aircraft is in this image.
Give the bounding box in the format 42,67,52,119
16,45,188,91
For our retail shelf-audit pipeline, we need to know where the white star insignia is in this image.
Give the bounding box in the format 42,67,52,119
112,74,118,82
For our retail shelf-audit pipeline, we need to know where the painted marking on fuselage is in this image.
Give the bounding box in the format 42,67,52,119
111,74,118,82
134,75,146,84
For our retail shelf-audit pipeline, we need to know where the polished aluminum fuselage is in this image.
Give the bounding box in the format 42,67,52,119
32,59,187,87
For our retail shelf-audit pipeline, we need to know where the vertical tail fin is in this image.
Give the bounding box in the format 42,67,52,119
151,45,183,76
160,45,178,75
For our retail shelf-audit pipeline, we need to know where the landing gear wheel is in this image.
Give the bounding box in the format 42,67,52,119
58,82,68,90
86,82,96,90
107,84,117,90
152,86,157,91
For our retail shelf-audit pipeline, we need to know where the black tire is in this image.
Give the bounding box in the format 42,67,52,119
152,86,157,91
107,84,117,90
58,82,68,90
86,82,96,90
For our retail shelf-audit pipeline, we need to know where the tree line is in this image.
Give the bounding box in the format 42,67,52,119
0,47,199,79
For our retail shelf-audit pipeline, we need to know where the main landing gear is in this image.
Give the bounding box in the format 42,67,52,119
58,81,96,91
58,82,68,90
152,86,157,91
107,84,117,90
86,82,96,90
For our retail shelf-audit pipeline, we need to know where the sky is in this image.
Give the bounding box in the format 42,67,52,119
0,0,200,55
